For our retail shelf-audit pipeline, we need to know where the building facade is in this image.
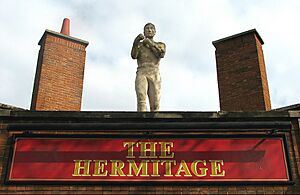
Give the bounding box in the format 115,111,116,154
0,19,300,194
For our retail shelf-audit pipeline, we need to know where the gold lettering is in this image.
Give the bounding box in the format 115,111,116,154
72,160,91,176
210,160,225,176
123,142,137,158
175,160,192,177
161,160,176,176
127,160,149,176
191,160,208,177
139,142,157,158
151,160,160,176
159,142,174,158
92,160,108,176
110,160,126,176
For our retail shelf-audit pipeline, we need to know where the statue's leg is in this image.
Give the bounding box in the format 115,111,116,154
148,73,161,112
135,73,148,111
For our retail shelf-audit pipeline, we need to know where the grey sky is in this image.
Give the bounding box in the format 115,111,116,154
0,0,299,111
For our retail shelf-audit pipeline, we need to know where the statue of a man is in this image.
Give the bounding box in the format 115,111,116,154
131,23,166,112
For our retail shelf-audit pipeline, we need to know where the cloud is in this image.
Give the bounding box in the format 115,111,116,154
82,56,136,111
160,59,219,111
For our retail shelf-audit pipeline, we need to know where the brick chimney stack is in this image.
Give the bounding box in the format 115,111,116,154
30,18,89,111
213,29,271,111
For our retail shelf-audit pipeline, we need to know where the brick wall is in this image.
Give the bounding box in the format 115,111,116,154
30,30,88,111
213,29,271,111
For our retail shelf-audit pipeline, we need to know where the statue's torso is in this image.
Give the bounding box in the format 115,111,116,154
136,43,161,74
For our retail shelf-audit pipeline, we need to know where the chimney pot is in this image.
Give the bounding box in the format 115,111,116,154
60,18,70,36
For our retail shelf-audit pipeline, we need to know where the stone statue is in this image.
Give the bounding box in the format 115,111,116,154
131,23,166,112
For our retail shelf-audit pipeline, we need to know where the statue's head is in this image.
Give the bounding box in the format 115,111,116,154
144,23,156,38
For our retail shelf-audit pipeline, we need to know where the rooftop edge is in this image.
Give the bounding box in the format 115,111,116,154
212,29,264,47
38,29,89,46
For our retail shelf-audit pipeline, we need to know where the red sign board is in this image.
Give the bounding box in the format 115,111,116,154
7,136,290,183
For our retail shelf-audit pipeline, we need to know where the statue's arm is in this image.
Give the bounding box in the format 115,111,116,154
131,34,144,59
143,39,166,58
152,42,166,58
131,42,139,59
